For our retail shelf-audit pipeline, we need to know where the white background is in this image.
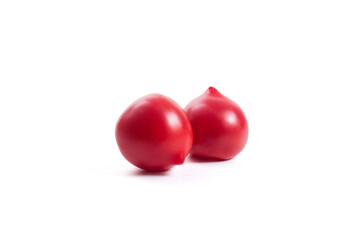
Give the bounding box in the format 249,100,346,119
1,0,359,239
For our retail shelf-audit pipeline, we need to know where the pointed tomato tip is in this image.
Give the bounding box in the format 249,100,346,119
207,86,217,92
173,154,185,165
206,86,222,96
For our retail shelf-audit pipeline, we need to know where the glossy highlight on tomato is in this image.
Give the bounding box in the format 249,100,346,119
115,94,193,171
185,87,248,160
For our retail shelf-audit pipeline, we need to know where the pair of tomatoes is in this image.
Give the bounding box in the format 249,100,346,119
115,87,248,171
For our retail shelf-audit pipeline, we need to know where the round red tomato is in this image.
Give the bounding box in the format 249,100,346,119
185,87,248,160
115,94,193,171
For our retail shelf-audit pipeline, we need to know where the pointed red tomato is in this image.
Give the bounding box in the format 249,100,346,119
116,94,193,171
185,87,248,160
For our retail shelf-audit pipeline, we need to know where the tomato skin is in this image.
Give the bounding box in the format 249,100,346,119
185,87,248,160
115,94,193,171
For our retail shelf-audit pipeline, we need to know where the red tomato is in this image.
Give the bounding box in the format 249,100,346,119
185,87,248,160
115,94,193,171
